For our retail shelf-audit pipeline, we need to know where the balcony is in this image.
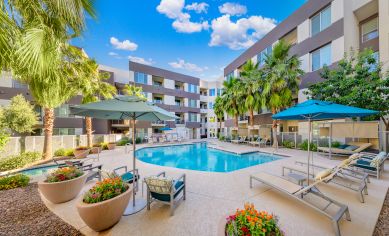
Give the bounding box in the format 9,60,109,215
153,99,164,104
238,115,249,124
151,120,166,127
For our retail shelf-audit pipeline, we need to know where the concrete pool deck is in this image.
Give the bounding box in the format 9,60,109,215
40,140,389,236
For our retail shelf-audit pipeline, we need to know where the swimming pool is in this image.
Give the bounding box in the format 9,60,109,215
136,143,281,172
19,165,58,176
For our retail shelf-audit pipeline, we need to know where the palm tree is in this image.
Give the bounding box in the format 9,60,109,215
123,84,147,101
1,0,96,159
78,58,117,148
239,60,263,127
221,77,244,127
262,40,304,147
213,96,224,138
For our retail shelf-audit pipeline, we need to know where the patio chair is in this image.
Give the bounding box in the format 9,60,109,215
113,166,140,191
82,164,103,182
231,136,246,144
250,172,351,236
317,142,372,156
350,152,388,179
144,172,186,216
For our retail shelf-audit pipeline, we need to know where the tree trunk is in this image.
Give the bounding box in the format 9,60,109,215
234,114,238,127
271,108,278,148
219,120,222,137
86,117,93,148
382,117,389,131
249,109,254,127
43,108,54,160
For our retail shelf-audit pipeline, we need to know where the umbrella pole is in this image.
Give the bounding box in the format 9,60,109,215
132,116,136,207
307,119,311,185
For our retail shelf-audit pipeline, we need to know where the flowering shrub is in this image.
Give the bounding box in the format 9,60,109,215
46,167,84,183
83,177,128,204
0,174,30,190
226,203,283,236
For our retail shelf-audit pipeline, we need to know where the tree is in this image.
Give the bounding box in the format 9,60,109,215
1,0,96,159
239,60,263,126
262,40,304,147
221,77,244,127
123,84,147,101
79,58,117,148
306,49,389,130
213,96,224,137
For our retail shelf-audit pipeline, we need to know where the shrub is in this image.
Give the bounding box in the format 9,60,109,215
298,140,317,151
54,148,74,157
83,177,129,204
282,140,295,149
0,174,30,190
46,167,84,183
0,152,42,172
226,203,283,236
100,142,109,150
219,136,225,141
117,137,130,146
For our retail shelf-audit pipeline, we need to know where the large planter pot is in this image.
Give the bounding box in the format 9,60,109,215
90,147,101,154
38,173,88,204
77,185,133,232
107,143,116,150
74,149,90,159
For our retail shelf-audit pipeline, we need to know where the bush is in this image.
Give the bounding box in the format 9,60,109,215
282,140,295,149
83,177,129,204
218,136,225,141
54,148,74,157
298,140,317,151
0,152,42,172
117,137,130,146
0,174,30,190
46,167,84,183
100,142,109,150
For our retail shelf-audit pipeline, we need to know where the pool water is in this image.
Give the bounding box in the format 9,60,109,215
136,143,281,172
20,165,58,176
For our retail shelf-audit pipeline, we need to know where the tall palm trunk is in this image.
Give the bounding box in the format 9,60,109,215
43,108,54,160
271,108,278,148
85,116,93,148
234,114,239,127
249,109,254,126
219,120,222,137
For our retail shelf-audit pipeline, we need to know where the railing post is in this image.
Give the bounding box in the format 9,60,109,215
294,132,297,149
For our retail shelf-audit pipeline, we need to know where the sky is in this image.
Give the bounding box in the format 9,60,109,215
73,0,306,81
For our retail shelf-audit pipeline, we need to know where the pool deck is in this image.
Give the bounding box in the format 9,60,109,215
39,140,389,236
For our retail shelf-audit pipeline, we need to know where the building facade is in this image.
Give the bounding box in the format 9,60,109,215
223,0,388,136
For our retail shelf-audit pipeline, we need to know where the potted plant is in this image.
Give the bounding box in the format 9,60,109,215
107,142,116,150
73,146,90,159
218,203,284,236
77,176,132,231
38,167,87,204
91,144,102,154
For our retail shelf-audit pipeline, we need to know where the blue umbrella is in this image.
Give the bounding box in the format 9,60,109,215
273,100,378,183
160,127,173,131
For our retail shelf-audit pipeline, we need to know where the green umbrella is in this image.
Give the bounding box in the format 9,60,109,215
70,95,177,215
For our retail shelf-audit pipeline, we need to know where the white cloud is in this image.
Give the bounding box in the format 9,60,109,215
169,59,207,72
218,2,247,16
157,0,208,33
185,2,209,13
209,15,276,50
128,56,154,66
110,37,138,51
108,52,118,56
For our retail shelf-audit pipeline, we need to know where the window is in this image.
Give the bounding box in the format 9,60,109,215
361,17,378,43
12,80,28,89
188,113,198,122
311,6,331,36
209,89,215,96
53,128,75,135
134,72,148,84
281,28,297,46
188,84,197,93
311,44,331,71
54,104,71,118
368,51,379,72
258,46,272,66
208,102,214,109
188,99,197,108
226,72,234,81
175,99,183,107
217,88,223,96
153,97,163,104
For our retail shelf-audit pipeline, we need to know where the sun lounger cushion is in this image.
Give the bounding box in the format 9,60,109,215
150,181,184,202
338,144,349,149
369,155,386,168
315,168,333,181
344,145,359,151
121,172,139,183
145,176,174,194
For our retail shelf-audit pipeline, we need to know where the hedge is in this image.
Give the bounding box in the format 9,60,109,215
0,174,30,190
0,152,42,172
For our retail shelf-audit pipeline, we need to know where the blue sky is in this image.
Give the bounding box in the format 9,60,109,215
73,0,306,80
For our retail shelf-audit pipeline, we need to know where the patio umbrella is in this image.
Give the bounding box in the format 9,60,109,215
272,99,378,184
70,95,177,215
159,127,173,131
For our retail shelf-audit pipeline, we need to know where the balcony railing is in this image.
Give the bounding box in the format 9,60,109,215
153,100,163,104
175,119,185,124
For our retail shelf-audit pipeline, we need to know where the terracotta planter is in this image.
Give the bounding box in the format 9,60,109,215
90,147,101,154
74,149,90,159
38,173,88,204
77,185,133,232
107,143,116,150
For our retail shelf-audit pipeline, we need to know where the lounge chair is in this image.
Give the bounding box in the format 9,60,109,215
144,172,186,216
350,152,388,179
249,137,268,147
61,161,102,182
317,142,372,156
113,166,140,191
250,172,351,236
231,136,247,144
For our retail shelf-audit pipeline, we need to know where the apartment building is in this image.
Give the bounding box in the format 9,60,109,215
223,0,388,136
199,77,225,138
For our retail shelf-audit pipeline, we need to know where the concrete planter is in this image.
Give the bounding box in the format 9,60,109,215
107,143,116,150
38,173,88,204
90,147,101,154
74,149,90,159
77,185,132,232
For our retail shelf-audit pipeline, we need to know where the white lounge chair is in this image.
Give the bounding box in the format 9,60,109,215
250,172,351,236
318,142,372,156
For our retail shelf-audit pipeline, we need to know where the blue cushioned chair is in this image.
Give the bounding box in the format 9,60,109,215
113,166,140,191
144,172,186,216
351,153,387,179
